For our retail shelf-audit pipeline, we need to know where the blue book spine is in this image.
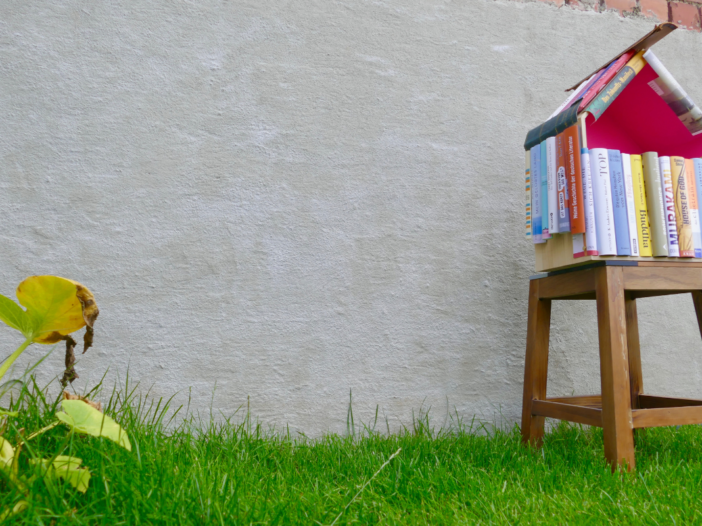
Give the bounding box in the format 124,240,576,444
540,141,549,237
695,159,702,231
531,145,542,242
608,149,631,255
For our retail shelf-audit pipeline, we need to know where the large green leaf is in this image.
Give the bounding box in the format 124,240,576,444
0,295,31,337
32,455,91,493
16,276,97,344
56,400,131,451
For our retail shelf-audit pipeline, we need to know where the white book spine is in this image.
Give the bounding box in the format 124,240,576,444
659,156,680,257
581,149,598,254
546,137,559,234
621,154,639,256
589,148,617,255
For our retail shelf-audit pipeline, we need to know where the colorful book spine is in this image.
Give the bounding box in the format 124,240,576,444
590,148,617,255
547,137,559,235
565,125,585,234
578,50,636,112
584,50,646,120
581,148,598,255
642,152,668,256
695,159,702,251
556,132,570,232
659,156,680,257
630,155,652,257
608,150,631,256
685,158,702,257
621,154,640,256
530,145,544,243
540,141,550,239
525,151,532,239
671,156,694,257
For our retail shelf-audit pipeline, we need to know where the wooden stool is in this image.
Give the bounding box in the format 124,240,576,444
521,261,702,471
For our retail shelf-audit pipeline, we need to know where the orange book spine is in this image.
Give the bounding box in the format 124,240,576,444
556,132,571,232
565,125,585,234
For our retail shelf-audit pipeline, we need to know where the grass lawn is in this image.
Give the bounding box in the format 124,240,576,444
2,383,702,524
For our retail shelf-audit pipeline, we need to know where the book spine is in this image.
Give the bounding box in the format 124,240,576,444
630,155,652,257
540,141,550,238
642,152,668,256
590,148,617,255
581,147,598,255
685,158,702,257
659,156,680,257
531,146,544,243
671,156,694,257
547,137,559,234
525,150,532,239
565,125,585,234
608,150,631,256
584,50,646,120
621,154,639,256
556,132,570,232
695,159,702,251
578,50,635,112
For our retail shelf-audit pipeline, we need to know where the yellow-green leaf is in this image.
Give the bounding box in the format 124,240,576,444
0,436,14,472
0,295,31,337
0,500,27,521
57,400,131,451
33,455,90,493
16,276,99,344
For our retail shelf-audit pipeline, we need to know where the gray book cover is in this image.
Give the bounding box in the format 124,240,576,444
642,152,668,256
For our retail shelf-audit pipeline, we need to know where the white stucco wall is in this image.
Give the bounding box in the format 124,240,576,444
1,1,702,436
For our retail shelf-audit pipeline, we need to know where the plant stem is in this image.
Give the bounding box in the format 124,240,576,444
0,338,33,383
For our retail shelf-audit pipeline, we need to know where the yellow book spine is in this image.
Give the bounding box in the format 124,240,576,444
630,155,652,257
672,156,694,257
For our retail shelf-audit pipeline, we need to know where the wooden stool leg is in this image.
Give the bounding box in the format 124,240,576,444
596,267,635,471
626,293,644,409
521,279,551,448
691,291,702,340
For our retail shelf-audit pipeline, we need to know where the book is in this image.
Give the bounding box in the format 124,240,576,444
546,136,559,235
530,145,544,243
589,148,617,255
643,50,702,136
659,156,680,257
671,156,694,257
608,150,631,256
556,133,570,233
695,159,702,251
573,147,598,258
565,125,585,234
525,151,531,239
621,153,640,256
642,152,668,256
583,50,646,120
630,155,652,257
540,141,550,239
578,50,636,112
685,158,702,258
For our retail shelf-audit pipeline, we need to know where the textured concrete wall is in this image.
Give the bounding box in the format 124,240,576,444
1,1,702,436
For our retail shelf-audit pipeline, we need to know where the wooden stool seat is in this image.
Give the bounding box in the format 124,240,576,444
521,261,702,471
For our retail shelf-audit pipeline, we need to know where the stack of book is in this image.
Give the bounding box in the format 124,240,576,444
524,23,702,271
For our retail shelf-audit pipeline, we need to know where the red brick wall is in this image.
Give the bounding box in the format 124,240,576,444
527,0,701,31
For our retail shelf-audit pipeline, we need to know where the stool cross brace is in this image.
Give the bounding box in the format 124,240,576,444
521,262,702,471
